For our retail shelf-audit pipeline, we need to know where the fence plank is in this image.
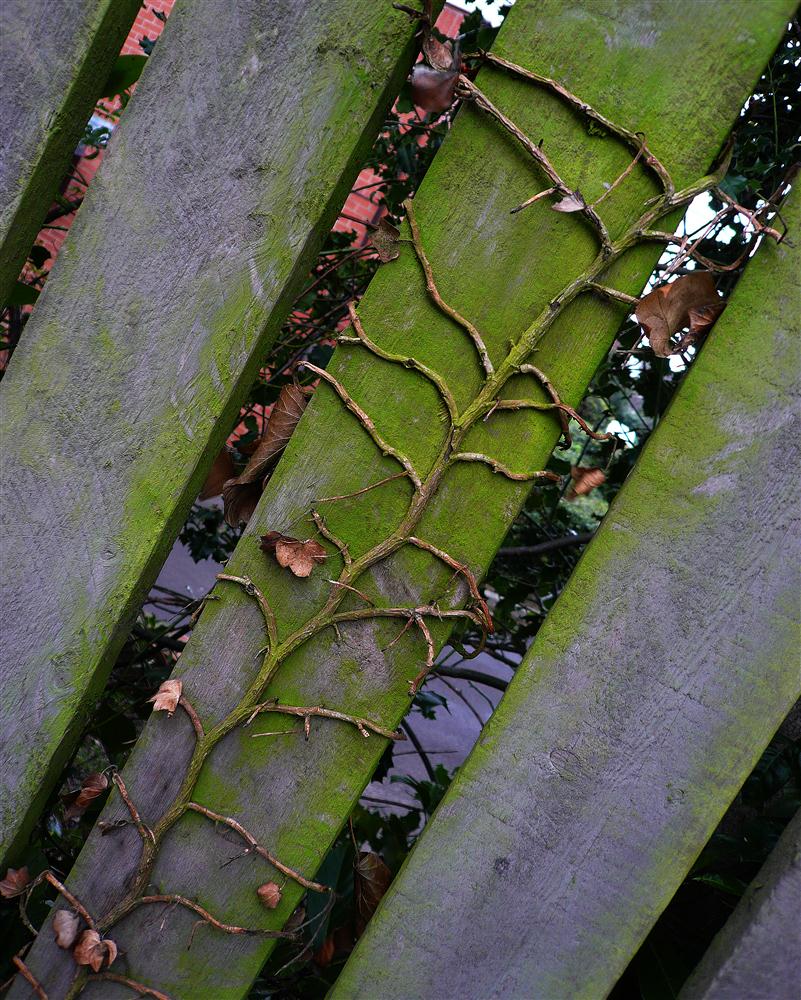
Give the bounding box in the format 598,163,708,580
9,2,793,997
0,0,438,866
0,0,140,304
679,807,801,1000
331,187,801,1000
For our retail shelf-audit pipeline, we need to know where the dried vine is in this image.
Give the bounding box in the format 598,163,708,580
13,45,785,1000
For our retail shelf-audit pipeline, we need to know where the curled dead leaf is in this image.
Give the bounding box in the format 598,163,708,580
354,851,392,936
369,218,401,263
198,448,236,500
73,929,117,972
62,772,109,821
551,190,586,213
313,933,336,968
53,909,80,949
567,466,606,500
422,34,455,72
257,881,282,909
223,385,312,527
0,866,30,898
635,272,724,357
260,532,327,578
410,64,459,113
149,678,182,716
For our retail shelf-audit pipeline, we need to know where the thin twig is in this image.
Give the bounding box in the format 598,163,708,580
510,186,557,214
341,302,459,422
300,363,422,490
326,579,374,605
316,472,409,503
451,452,561,483
89,973,171,1000
587,282,638,306
489,399,613,441
132,894,296,938
409,615,436,696
458,76,612,252
247,701,404,742
407,536,492,632
112,773,156,846
41,871,95,929
216,574,278,651
480,50,674,196
310,510,351,565
12,957,47,1000
186,803,330,893
404,198,494,375
590,141,644,208
178,695,205,740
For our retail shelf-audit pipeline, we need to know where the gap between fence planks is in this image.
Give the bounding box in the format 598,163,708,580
0,0,140,304
0,0,440,867
679,807,801,1000
9,1,795,997
332,186,801,1000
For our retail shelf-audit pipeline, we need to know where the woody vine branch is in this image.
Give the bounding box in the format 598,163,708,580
15,50,785,1000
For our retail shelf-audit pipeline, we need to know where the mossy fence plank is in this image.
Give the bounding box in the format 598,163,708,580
679,807,801,1000
0,0,140,304
0,0,438,866
8,2,794,997
332,187,801,1000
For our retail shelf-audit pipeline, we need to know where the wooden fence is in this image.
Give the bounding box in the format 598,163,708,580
1,1,798,997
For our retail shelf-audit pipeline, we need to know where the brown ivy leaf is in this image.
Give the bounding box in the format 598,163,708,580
410,63,459,113
567,466,606,500
369,218,401,263
53,909,80,949
635,272,723,357
354,851,392,936
260,532,327,579
551,190,586,213
62,772,109,821
149,678,182,716
313,933,337,968
223,384,312,527
0,866,30,898
422,34,455,72
198,448,236,500
257,881,282,909
73,929,118,972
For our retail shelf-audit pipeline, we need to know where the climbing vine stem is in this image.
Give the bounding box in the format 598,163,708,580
23,56,786,1000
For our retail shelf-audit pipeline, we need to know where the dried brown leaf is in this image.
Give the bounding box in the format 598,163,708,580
73,930,117,972
551,190,586,213
198,449,236,500
62,772,109,821
635,272,723,357
223,385,312,526
422,34,455,72
313,933,336,968
354,851,391,936
53,909,80,949
260,532,327,578
148,678,182,716
369,218,401,263
0,866,30,898
256,881,282,909
567,466,606,500
410,63,459,113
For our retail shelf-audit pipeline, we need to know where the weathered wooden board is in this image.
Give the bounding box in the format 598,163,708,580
331,188,801,1000
0,0,438,865
0,0,140,304
10,2,794,997
680,807,801,1000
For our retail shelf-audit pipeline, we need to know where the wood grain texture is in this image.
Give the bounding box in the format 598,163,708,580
680,808,801,1000
0,0,435,865
0,0,140,303
8,2,794,997
332,188,801,1000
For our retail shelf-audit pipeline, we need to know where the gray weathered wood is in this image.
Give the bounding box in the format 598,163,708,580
0,0,435,865
9,3,794,997
0,0,140,304
680,808,801,1000
331,188,801,1000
